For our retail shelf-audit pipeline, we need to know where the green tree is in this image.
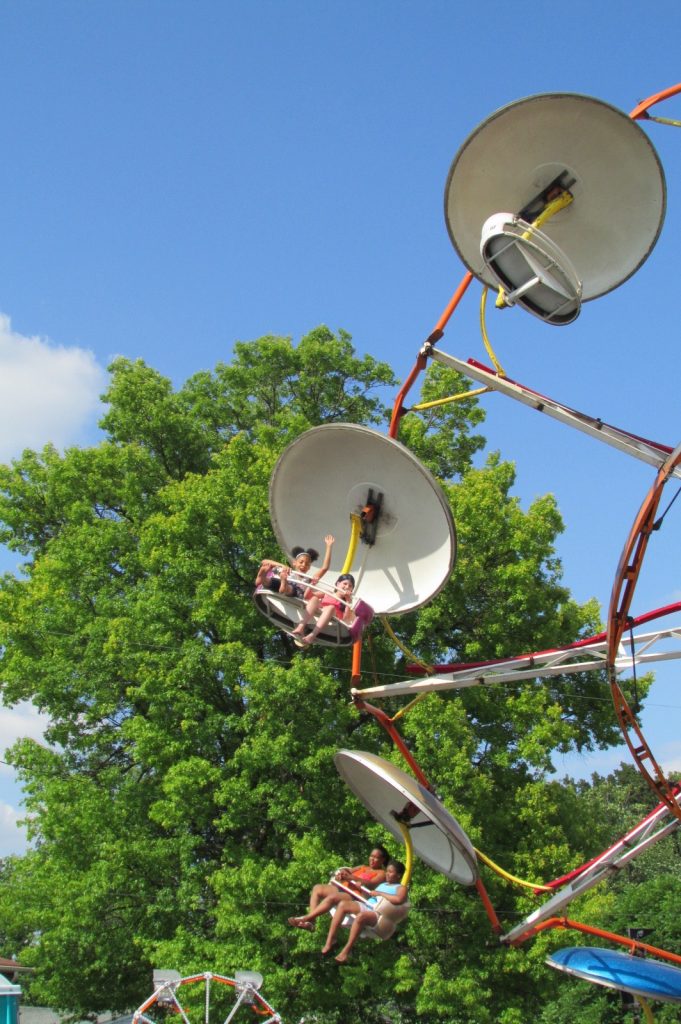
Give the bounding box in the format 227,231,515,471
0,329,651,1022
534,765,681,1024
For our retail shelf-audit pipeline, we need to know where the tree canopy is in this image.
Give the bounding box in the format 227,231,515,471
0,326,663,1023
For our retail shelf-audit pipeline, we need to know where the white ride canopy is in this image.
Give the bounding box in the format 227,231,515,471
258,424,456,639
334,749,478,887
444,92,666,323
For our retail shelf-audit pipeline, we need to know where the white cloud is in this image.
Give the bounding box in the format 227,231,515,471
0,313,105,461
0,701,50,769
0,702,50,856
0,311,104,855
0,800,27,856
660,739,681,776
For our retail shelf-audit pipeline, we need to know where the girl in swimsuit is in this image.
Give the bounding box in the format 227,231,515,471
287,846,389,931
290,573,356,644
255,535,334,598
322,859,408,962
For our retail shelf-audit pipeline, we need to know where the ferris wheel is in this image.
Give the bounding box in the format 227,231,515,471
252,82,681,1019
132,971,282,1024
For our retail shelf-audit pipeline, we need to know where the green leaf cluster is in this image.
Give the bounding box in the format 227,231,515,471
0,328,661,1022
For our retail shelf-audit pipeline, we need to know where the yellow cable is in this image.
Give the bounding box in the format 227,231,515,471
523,189,573,235
481,287,507,373
473,846,552,892
341,514,362,574
645,114,681,127
495,190,574,311
380,616,433,674
391,692,429,722
411,387,490,411
396,819,414,887
400,791,549,895
635,996,655,1023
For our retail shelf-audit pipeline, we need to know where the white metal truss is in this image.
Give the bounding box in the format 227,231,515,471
352,622,681,700
502,792,681,944
427,349,681,480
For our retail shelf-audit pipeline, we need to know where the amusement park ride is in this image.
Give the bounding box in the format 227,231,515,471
134,83,681,1022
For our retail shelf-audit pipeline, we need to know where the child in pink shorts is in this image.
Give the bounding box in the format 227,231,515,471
291,573,356,645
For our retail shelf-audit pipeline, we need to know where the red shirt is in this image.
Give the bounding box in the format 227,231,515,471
351,865,383,883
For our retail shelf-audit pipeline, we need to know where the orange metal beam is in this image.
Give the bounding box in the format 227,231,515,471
509,917,681,967
607,443,681,817
351,696,433,790
630,82,681,119
389,271,474,439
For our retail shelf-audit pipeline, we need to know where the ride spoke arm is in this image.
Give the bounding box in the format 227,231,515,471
509,917,681,968
352,696,434,790
502,798,680,943
426,348,680,476
352,615,681,700
389,271,473,438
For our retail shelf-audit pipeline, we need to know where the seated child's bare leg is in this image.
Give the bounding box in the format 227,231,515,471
291,596,321,637
301,606,336,644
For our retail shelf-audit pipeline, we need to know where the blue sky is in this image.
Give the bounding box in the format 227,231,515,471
0,0,680,853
